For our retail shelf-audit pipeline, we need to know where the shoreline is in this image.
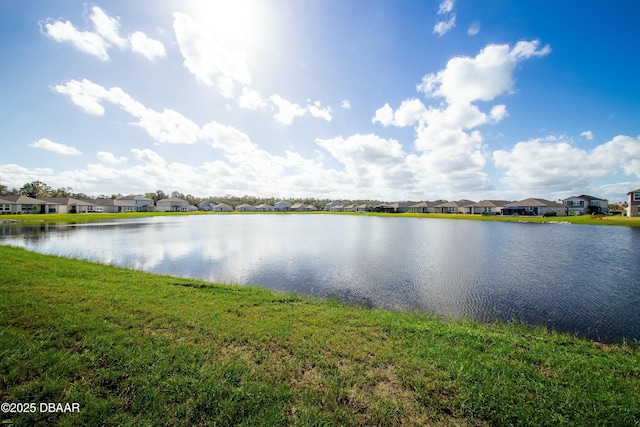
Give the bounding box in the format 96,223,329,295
1,245,638,425
2,210,640,227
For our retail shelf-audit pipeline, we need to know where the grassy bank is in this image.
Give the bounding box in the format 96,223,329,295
4,210,640,227
1,246,638,426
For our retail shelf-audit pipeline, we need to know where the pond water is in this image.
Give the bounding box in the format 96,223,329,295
2,214,639,343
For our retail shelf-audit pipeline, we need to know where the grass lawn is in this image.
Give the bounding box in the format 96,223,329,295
1,245,638,426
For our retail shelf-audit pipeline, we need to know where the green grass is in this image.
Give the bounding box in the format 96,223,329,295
1,246,638,426
4,210,640,227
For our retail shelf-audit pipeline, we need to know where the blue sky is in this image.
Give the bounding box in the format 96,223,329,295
1,0,639,202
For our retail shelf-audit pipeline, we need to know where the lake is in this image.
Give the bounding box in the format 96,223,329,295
1,214,638,343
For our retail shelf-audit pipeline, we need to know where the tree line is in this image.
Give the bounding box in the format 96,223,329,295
0,180,386,210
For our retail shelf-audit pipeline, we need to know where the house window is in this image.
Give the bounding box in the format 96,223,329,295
634,193,640,202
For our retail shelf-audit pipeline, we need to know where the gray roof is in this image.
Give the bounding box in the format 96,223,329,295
435,199,476,208
117,195,153,201
157,197,188,203
1,195,53,204
506,198,565,208
41,197,95,206
91,199,135,207
410,201,440,208
471,200,512,208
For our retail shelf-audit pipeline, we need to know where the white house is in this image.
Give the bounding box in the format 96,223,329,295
117,195,154,212
255,203,274,212
236,203,255,212
562,195,609,215
156,197,189,212
0,197,14,214
274,201,292,211
628,188,640,217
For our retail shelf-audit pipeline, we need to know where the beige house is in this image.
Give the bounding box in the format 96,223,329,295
41,197,96,214
435,200,476,214
117,195,154,212
469,200,511,215
1,195,55,214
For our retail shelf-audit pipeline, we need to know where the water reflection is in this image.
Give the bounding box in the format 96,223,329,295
1,215,638,343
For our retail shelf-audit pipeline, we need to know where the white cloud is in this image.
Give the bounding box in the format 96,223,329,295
341,100,351,109
493,134,640,192
418,40,551,104
434,14,456,37
89,5,127,49
238,87,267,110
131,148,167,167
130,31,166,60
97,151,127,164
173,12,251,98
269,95,332,125
468,21,481,36
581,130,594,140
438,0,455,14
490,104,508,122
54,79,202,144
41,19,110,60
40,6,165,61
373,99,426,127
30,138,81,155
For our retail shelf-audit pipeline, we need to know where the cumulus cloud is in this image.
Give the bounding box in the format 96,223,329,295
40,6,165,61
373,99,426,127
269,95,332,125
173,12,251,98
97,151,127,164
30,138,81,155
54,79,201,144
493,135,640,192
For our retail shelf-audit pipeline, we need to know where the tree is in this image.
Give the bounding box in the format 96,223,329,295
19,181,52,199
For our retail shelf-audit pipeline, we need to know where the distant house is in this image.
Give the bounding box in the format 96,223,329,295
330,204,344,212
156,197,189,212
1,195,55,214
117,195,154,212
628,188,640,217
410,201,439,213
255,203,274,212
305,204,317,211
92,198,135,213
198,201,214,211
502,198,567,216
41,197,96,214
357,203,371,212
562,195,608,215
469,200,511,215
212,203,233,212
325,201,342,211
343,204,355,212
274,201,292,211
435,200,475,214
387,202,415,213
236,203,255,212
0,197,14,214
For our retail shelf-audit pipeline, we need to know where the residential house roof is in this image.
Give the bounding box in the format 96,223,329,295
91,199,135,207
41,197,95,206
565,194,606,201
411,201,440,208
1,195,53,204
236,203,254,208
157,197,188,203
117,195,153,201
471,200,511,208
506,198,565,207
627,189,640,194
435,199,475,208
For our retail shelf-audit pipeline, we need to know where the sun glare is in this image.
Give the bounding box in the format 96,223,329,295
183,0,265,48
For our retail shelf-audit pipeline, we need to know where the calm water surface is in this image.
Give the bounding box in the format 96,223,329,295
2,214,639,343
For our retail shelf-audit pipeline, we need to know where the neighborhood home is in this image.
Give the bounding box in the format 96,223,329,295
1,195,55,214
117,195,154,212
409,201,440,213
0,197,15,214
198,201,214,211
343,204,355,212
330,204,344,212
41,197,96,214
389,202,416,213
92,199,135,213
212,203,233,212
236,203,255,212
291,203,317,212
435,200,476,214
628,188,640,217
325,201,342,211
469,200,511,215
562,195,609,215
274,201,292,211
502,198,567,216
156,197,189,212
357,203,371,212
255,203,274,212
